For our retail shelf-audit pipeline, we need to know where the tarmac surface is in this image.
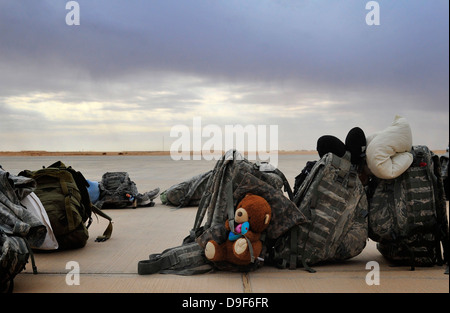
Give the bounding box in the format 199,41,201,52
1,154,448,294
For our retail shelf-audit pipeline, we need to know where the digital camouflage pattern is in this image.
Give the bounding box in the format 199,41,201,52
1,168,46,292
188,150,306,272
139,150,306,274
0,232,30,293
0,170,46,247
186,150,303,247
96,172,139,209
269,151,368,271
368,145,449,269
138,241,214,275
233,172,306,242
160,170,213,207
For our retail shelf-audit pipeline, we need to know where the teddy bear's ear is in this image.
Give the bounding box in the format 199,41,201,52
264,214,271,225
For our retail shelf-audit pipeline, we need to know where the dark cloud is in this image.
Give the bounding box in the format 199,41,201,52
0,0,448,151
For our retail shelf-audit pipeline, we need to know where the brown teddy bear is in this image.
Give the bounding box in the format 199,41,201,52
204,194,272,266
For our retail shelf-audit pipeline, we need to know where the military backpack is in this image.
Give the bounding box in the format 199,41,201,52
1,168,45,292
19,161,113,250
96,172,139,209
268,151,369,272
138,150,305,275
367,145,449,272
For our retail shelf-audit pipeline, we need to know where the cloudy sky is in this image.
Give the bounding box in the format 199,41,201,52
0,0,448,152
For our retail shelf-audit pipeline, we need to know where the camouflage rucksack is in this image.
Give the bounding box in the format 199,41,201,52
1,168,46,292
19,162,113,250
0,231,31,293
194,152,304,272
95,172,158,209
160,170,213,208
368,145,449,272
138,150,306,275
269,151,369,272
96,172,139,209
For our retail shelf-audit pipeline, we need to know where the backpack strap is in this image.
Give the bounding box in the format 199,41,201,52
23,238,38,275
66,167,93,219
137,242,213,275
226,182,257,264
184,191,209,244
272,168,294,201
280,225,316,273
331,152,352,186
185,154,232,243
60,173,77,232
65,166,113,242
297,214,317,273
226,182,236,235
92,205,113,242
288,226,298,270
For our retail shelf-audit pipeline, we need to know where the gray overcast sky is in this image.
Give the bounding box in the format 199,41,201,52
0,0,448,152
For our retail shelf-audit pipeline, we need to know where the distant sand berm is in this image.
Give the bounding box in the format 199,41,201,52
0,150,321,157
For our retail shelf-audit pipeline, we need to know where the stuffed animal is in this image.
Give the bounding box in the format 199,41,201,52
204,194,272,266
